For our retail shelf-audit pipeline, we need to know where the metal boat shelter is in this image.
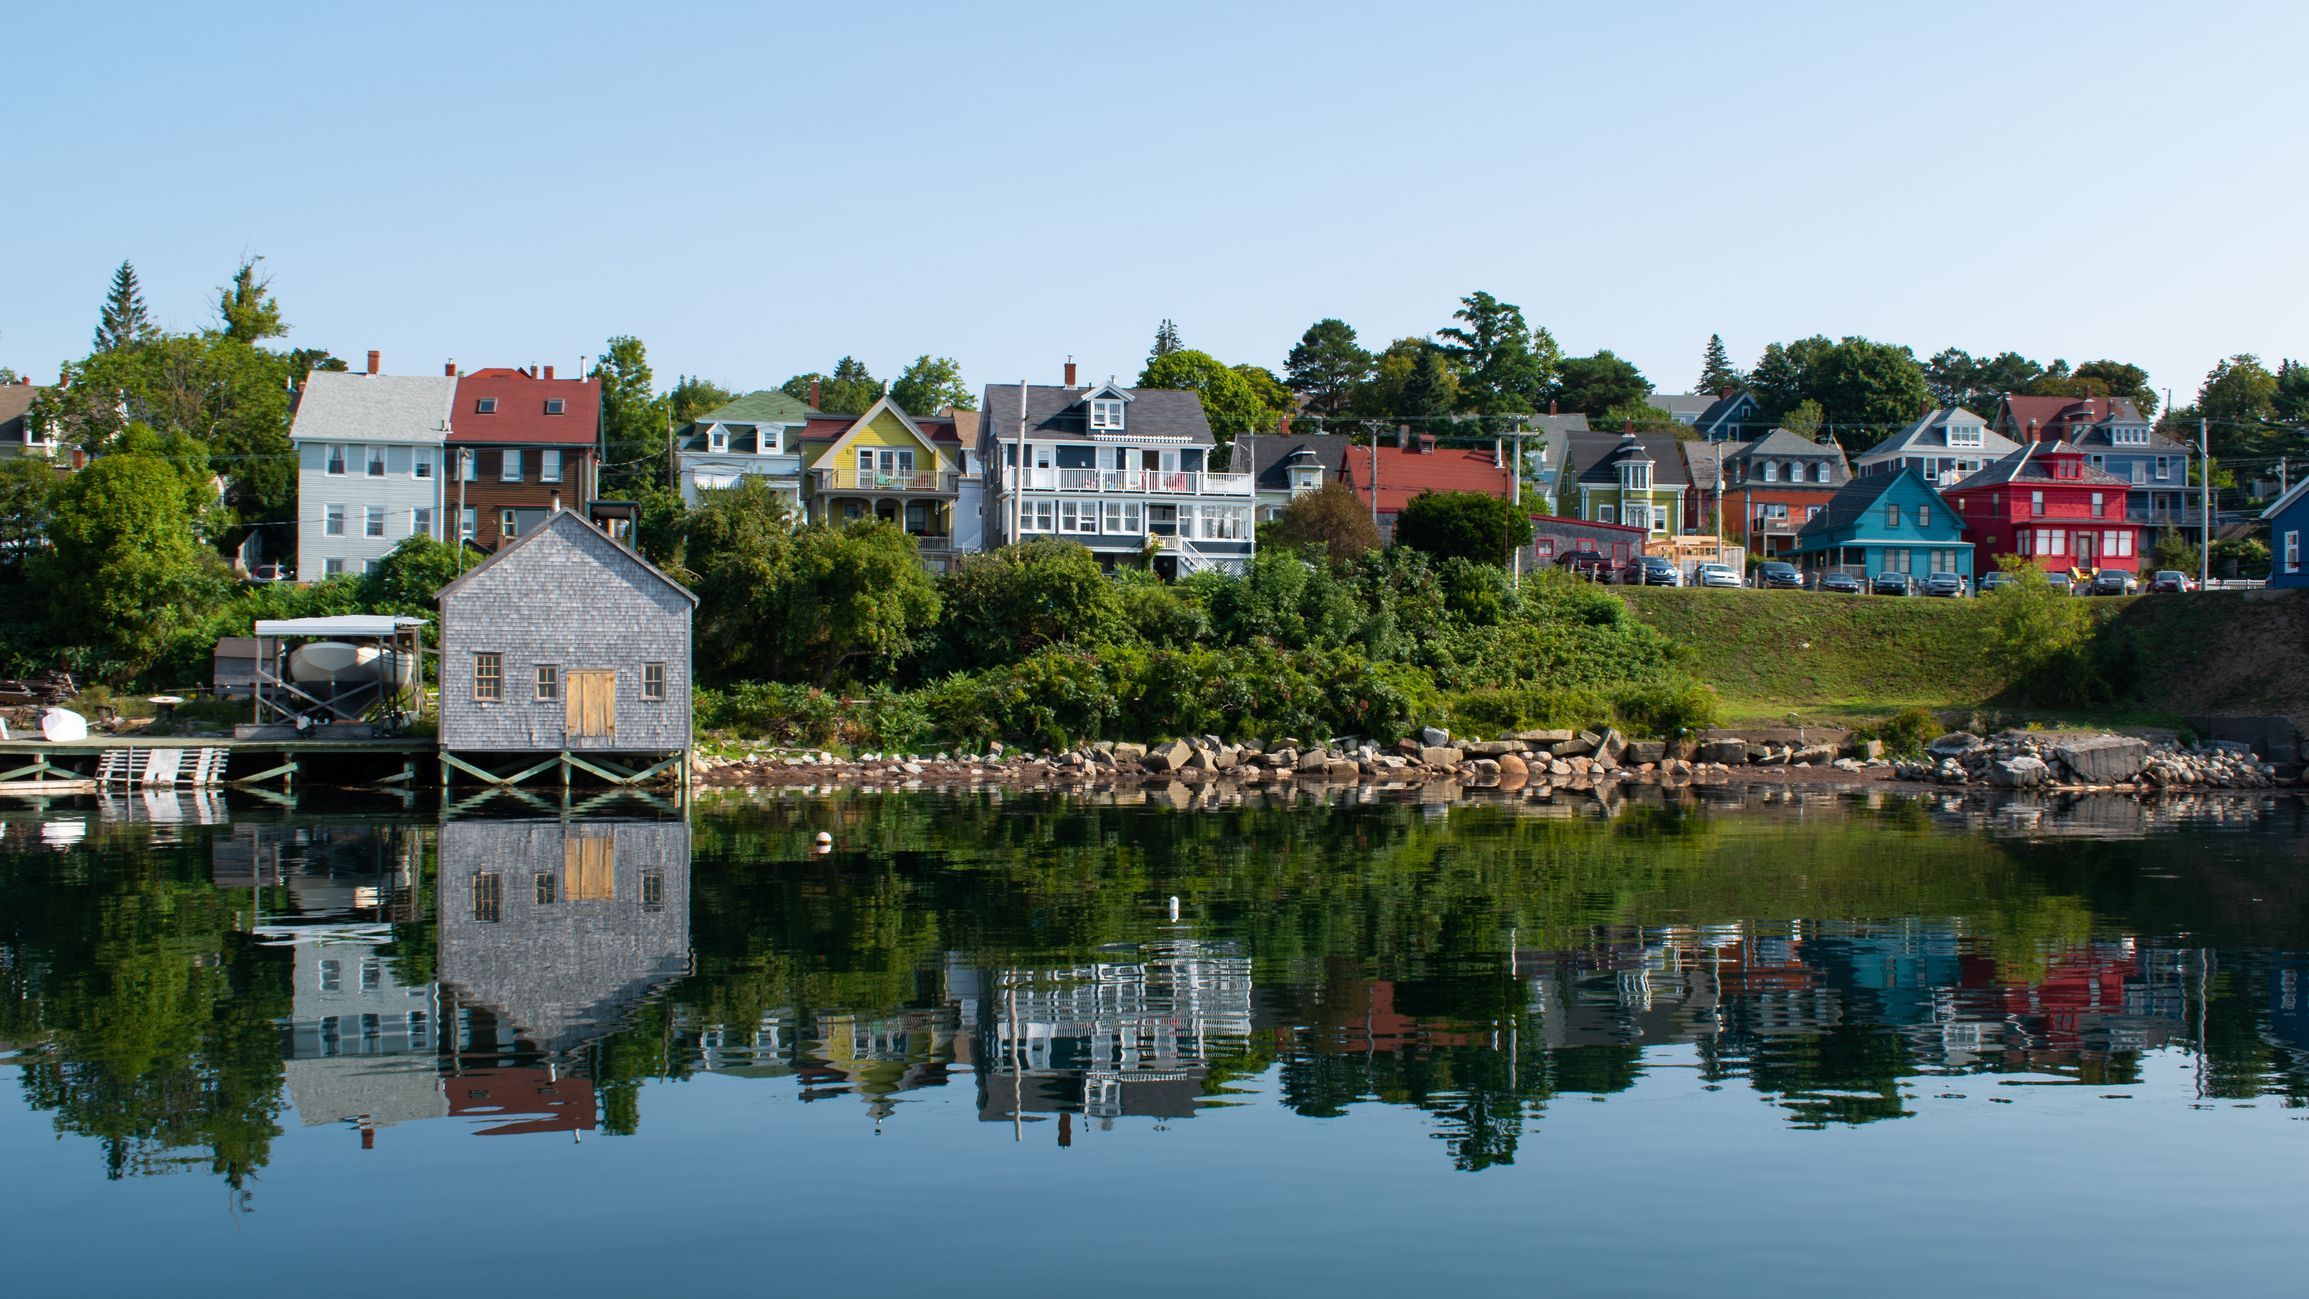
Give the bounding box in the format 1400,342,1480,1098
247,616,426,733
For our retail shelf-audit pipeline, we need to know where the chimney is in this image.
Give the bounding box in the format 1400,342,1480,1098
1064,357,1078,387
1416,434,1436,455
1719,386,1735,401
2028,418,2040,442
366,350,380,375
1396,424,1410,450
444,360,456,377
808,379,822,409
1548,399,1558,416
1277,413,1292,437
543,365,554,381
1623,416,1636,435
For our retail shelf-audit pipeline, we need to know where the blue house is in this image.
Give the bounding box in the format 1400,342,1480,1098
2262,479,2308,589
1790,467,1973,583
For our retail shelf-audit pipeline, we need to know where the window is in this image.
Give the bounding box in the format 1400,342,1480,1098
535,664,559,701
1020,499,1056,533
544,398,565,415
1917,503,1931,529
412,506,433,537
460,507,476,541
324,503,346,536
501,508,519,539
1815,462,1831,483
1621,460,1652,490
1101,500,1143,534
2286,530,2301,574
1886,503,1901,528
2090,492,2105,519
2048,529,2065,556
1597,505,1616,524
2131,462,2147,484
474,652,503,702
1892,548,1911,574
319,958,343,992
323,557,345,577
325,444,347,475
1947,424,1983,448
1805,505,1820,521
540,449,562,482
707,424,729,453
643,662,667,701
2107,530,2130,557
1197,505,1251,540
475,397,498,414
2155,458,2171,481
413,450,433,480
641,870,666,913
501,449,522,481
472,872,502,923
2030,490,2044,516
535,873,558,905
1058,499,1098,534
1089,398,1126,431
361,959,382,991
1762,461,1778,483
365,446,386,477
360,558,377,576
364,506,384,538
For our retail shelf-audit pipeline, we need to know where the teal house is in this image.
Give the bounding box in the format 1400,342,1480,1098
1790,467,1972,582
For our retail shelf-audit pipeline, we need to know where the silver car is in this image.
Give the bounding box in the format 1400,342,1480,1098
1692,562,1742,589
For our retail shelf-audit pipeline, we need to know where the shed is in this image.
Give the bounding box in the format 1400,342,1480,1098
434,508,696,786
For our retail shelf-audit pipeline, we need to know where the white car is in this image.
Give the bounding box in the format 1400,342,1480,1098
1692,563,1742,589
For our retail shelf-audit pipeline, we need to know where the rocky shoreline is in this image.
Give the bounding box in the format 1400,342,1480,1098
694,725,2305,796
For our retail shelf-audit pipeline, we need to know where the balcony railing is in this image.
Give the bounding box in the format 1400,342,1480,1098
1002,467,1254,496
813,467,958,494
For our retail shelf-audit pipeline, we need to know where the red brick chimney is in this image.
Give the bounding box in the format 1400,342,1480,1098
807,379,822,409
1064,357,1078,386
366,350,380,375
1277,413,1292,436
443,361,456,376
1548,399,1559,415
542,365,554,381
1719,386,1735,400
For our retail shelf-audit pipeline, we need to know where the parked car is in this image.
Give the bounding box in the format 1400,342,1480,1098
1755,561,1803,590
1977,571,2017,595
247,563,290,583
1921,572,1967,598
1692,562,1742,589
1632,555,1683,587
1871,572,1915,596
1555,548,1613,581
2088,570,2138,596
1815,570,1864,594
2044,571,2075,595
2147,570,2198,593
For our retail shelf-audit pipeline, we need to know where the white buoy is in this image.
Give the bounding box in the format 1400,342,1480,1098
1168,895,1180,921
814,831,833,846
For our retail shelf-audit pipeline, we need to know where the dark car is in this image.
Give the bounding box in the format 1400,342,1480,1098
1816,570,1864,594
1871,572,1915,596
2044,571,2075,595
2147,570,2197,593
1632,556,1683,587
1555,548,1613,581
2088,569,2138,596
1921,572,1967,598
1977,571,2017,595
1755,561,1803,590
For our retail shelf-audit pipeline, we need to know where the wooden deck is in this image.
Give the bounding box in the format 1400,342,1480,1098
0,734,434,793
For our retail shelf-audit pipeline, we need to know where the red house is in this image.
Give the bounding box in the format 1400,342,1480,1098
1336,433,1517,542
1944,440,2139,577
448,365,603,550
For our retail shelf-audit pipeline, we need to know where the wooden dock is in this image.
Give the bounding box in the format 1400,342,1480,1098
0,734,434,794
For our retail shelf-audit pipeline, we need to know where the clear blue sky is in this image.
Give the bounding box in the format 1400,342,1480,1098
6,1,2301,412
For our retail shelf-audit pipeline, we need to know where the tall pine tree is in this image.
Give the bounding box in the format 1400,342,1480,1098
1147,319,1183,366
93,260,153,352
1698,333,1741,394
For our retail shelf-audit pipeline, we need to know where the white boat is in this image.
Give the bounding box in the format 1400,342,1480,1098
40,707,88,742
288,642,416,689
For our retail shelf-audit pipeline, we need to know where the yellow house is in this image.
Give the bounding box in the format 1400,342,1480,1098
798,396,979,569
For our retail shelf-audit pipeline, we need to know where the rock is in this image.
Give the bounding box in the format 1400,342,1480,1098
2054,735,2149,785
1420,726,1451,748
1296,748,1332,773
1143,739,1193,772
1213,745,1239,770
1926,732,1982,758
1851,739,1884,761
1832,757,1863,772
1463,740,1522,758
1697,740,1749,766
1594,729,1626,765
1421,746,1464,767
1791,743,1837,766
1326,759,1361,781
1622,740,1665,767
1512,729,1575,744
1548,760,1572,778
1550,739,1589,757
1473,758,1501,776
1112,742,1147,763
1497,753,1529,777
1988,754,2049,788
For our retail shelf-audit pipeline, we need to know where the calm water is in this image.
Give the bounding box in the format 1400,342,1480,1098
4,785,2307,1297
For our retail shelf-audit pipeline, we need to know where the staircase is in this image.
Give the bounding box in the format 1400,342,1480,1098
95,746,228,789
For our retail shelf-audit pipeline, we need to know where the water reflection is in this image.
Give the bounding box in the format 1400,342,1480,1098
1,791,2306,1192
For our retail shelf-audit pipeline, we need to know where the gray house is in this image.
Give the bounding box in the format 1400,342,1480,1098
436,508,695,784
1236,432,1355,523
290,362,455,581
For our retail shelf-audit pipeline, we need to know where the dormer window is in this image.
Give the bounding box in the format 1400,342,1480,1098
1620,459,1652,491
475,397,497,414
1761,461,1778,483
706,424,729,453
1089,398,1126,431
1814,462,1831,483
2114,426,2149,446
544,398,565,415
1946,424,1982,448
755,426,781,456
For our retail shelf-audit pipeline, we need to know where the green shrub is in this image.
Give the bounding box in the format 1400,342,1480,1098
1876,705,1938,755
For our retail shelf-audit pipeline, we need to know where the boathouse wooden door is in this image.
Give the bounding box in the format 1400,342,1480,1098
566,670,616,740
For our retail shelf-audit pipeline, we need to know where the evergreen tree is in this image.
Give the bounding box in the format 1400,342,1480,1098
93,260,153,352
216,257,286,343
1698,333,1741,394
1148,319,1184,366
1284,318,1372,417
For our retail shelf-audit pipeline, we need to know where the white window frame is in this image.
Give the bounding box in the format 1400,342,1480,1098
323,503,346,537
1089,398,1126,431
1761,461,1778,483
707,424,729,454
1946,425,1983,449
323,557,345,577
365,446,386,478
325,444,347,476
540,449,563,483
460,508,477,541
2286,530,2301,574
1057,499,1099,534
1597,504,1615,524
364,505,385,538
500,508,519,539
413,450,433,480
2030,490,2044,516
756,425,782,456
1020,500,1056,533
1101,500,1143,535
500,449,522,482
412,506,434,538
544,397,566,416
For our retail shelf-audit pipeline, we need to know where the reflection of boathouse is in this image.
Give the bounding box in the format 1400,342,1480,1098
972,939,1253,1124
437,818,692,1057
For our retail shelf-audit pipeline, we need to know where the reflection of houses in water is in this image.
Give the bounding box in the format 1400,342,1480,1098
279,937,445,1139
213,821,425,924
446,1066,596,1138
973,939,1254,1126
437,818,691,1058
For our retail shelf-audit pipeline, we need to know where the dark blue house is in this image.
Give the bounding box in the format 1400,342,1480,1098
2262,479,2308,589
1790,467,1973,583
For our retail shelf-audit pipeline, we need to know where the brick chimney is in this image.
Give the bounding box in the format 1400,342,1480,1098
1720,386,1735,400
1277,413,1292,436
1416,434,1437,454
807,379,822,410
444,361,456,376
366,350,380,375
1396,424,1410,450
542,365,554,381
1548,399,1558,416
1064,357,1078,386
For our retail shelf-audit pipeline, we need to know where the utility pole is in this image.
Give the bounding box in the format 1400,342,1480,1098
1506,423,1522,587
456,449,471,574
2199,417,2211,590
1011,379,1026,545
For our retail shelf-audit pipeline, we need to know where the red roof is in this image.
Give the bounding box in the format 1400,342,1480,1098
2000,393,2139,439
449,368,600,447
1340,443,1513,514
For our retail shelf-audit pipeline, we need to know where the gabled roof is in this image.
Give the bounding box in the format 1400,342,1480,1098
435,507,698,607
2261,477,2309,521
289,372,456,444
1693,391,1759,437
1680,440,1729,489
1855,407,2018,465
1646,393,1715,419
1567,430,1692,488
1340,443,1513,514
979,383,1214,446
676,390,819,455
1236,433,1355,492
1948,440,2136,492
1798,467,1952,537
450,368,601,447
0,383,45,445
809,396,951,459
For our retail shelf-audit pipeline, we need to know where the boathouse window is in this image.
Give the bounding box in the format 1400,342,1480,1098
642,869,665,913
535,664,559,702
474,652,503,702
319,959,342,992
643,662,666,700
472,872,502,923
535,873,557,905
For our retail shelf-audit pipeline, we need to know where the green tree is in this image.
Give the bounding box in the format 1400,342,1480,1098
359,535,467,614
39,431,228,678
773,521,939,687
1138,349,1271,442
930,539,1123,671
1600,401,1692,438
215,257,286,344
1355,339,1457,426
2065,360,2158,416
890,355,974,415
1231,364,1295,426
784,357,881,415
0,458,55,583
2273,359,2309,426
2196,354,2280,458
93,260,153,352
1262,479,1381,568
1747,336,1832,419
1285,318,1372,418
1148,319,1184,366
1982,555,2096,706
1780,399,1825,440
1552,351,1650,418
1391,490,1531,567
1438,291,1554,418
1804,337,1929,447
2149,527,2199,574
593,336,666,496
1399,347,1459,429
667,375,737,425
1698,333,1741,393
679,479,796,681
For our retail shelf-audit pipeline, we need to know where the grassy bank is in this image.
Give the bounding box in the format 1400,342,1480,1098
1619,585,2309,730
